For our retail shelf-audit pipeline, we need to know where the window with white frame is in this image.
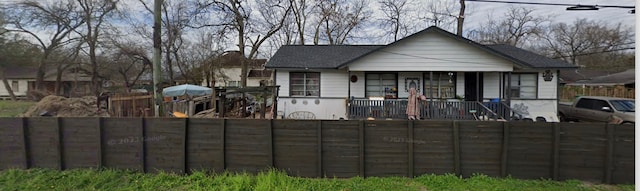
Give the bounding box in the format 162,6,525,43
366,73,397,98
290,72,319,97
11,81,18,92
508,73,537,99
424,72,456,99
227,81,240,87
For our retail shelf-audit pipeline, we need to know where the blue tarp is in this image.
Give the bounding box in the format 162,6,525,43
162,84,212,97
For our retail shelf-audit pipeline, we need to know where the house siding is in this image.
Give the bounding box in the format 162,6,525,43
320,70,349,97
0,79,29,96
346,32,514,72
538,70,557,99
483,72,501,99
456,72,465,98
275,70,289,97
276,98,346,119
349,71,365,98
511,99,558,122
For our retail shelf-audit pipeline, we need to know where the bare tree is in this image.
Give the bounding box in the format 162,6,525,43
4,0,85,91
541,19,633,70
0,35,41,100
377,0,412,42
416,0,458,34
313,0,371,45
75,0,119,96
469,7,551,47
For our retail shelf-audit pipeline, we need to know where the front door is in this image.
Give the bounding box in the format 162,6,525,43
464,72,483,101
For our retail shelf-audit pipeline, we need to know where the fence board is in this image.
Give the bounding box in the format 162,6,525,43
225,119,271,173
26,118,60,169
0,118,26,170
102,118,144,171
273,120,319,177
558,123,607,182
60,118,100,169
321,120,360,178
413,120,455,175
187,118,224,172
364,120,408,177
610,124,634,184
507,122,554,180
144,118,186,173
458,121,503,177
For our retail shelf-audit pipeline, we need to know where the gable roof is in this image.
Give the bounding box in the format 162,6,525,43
266,26,577,70
5,66,37,79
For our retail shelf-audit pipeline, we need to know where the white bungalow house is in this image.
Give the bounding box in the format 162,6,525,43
265,26,577,121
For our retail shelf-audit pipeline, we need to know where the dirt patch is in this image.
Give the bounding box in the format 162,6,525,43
22,95,110,117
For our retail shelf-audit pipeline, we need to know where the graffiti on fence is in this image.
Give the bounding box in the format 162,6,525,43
383,136,426,144
107,135,167,146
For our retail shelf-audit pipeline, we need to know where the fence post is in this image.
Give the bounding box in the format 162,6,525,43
22,117,29,169
317,120,323,177
552,123,560,180
141,118,146,173
453,120,461,176
359,120,365,177
604,123,614,184
221,119,226,171
500,122,509,177
98,117,104,168
57,117,63,170
183,118,188,174
408,120,414,178
268,119,274,167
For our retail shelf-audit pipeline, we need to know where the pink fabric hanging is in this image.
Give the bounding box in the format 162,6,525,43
406,88,420,120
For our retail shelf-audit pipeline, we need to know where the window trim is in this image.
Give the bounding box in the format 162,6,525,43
364,72,398,98
423,72,457,99
506,72,538,99
289,72,320,97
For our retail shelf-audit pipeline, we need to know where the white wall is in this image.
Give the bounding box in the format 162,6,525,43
275,70,289,97
510,100,558,122
276,97,347,119
456,72,465,98
320,70,349,97
483,72,500,99
0,79,29,96
398,72,423,98
346,31,515,72
349,71,365,98
537,70,557,99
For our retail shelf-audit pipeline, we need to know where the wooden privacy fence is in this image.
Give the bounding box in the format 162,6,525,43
560,85,635,101
0,118,634,184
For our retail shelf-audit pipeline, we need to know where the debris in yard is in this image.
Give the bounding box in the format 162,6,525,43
192,109,219,118
22,95,110,117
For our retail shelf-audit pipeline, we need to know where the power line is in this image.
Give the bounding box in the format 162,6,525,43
465,0,635,9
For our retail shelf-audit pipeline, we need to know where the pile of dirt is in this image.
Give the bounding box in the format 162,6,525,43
192,109,219,118
22,95,110,117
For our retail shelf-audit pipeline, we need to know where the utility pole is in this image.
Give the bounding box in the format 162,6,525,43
152,0,163,117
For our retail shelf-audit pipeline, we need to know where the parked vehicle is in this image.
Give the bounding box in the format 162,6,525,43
558,96,635,124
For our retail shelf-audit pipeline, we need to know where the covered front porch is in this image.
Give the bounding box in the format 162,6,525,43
347,71,532,121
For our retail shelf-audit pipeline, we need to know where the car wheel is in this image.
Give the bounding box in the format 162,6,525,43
558,113,567,122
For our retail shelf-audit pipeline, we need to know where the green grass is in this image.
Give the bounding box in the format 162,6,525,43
0,100,35,117
0,168,634,191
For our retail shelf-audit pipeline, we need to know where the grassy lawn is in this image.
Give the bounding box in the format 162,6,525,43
0,100,35,117
0,168,633,191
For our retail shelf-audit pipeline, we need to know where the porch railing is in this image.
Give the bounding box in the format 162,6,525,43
348,99,519,121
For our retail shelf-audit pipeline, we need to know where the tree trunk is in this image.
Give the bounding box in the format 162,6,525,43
457,0,466,36
0,68,17,101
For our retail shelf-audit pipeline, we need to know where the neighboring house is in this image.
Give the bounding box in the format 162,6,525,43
0,66,93,98
567,69,635,88
266,26,577,121
206,51,273,87
558,69,611,86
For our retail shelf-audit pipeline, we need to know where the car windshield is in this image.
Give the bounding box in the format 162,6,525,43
609,100,635,112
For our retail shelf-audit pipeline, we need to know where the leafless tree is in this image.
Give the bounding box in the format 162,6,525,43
3,0,85,91
0,35,41,100
75,0,119,96
541,19,634,70
469,7,551,47
313,0,371,45
417,0,458,34
377,0,413,42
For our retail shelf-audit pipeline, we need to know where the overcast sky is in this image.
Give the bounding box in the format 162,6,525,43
463,0,635,29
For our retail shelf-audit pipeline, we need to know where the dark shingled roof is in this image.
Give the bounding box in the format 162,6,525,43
266,26,577,70
570,69,635,85
265,45,383,69
484,45,576,69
